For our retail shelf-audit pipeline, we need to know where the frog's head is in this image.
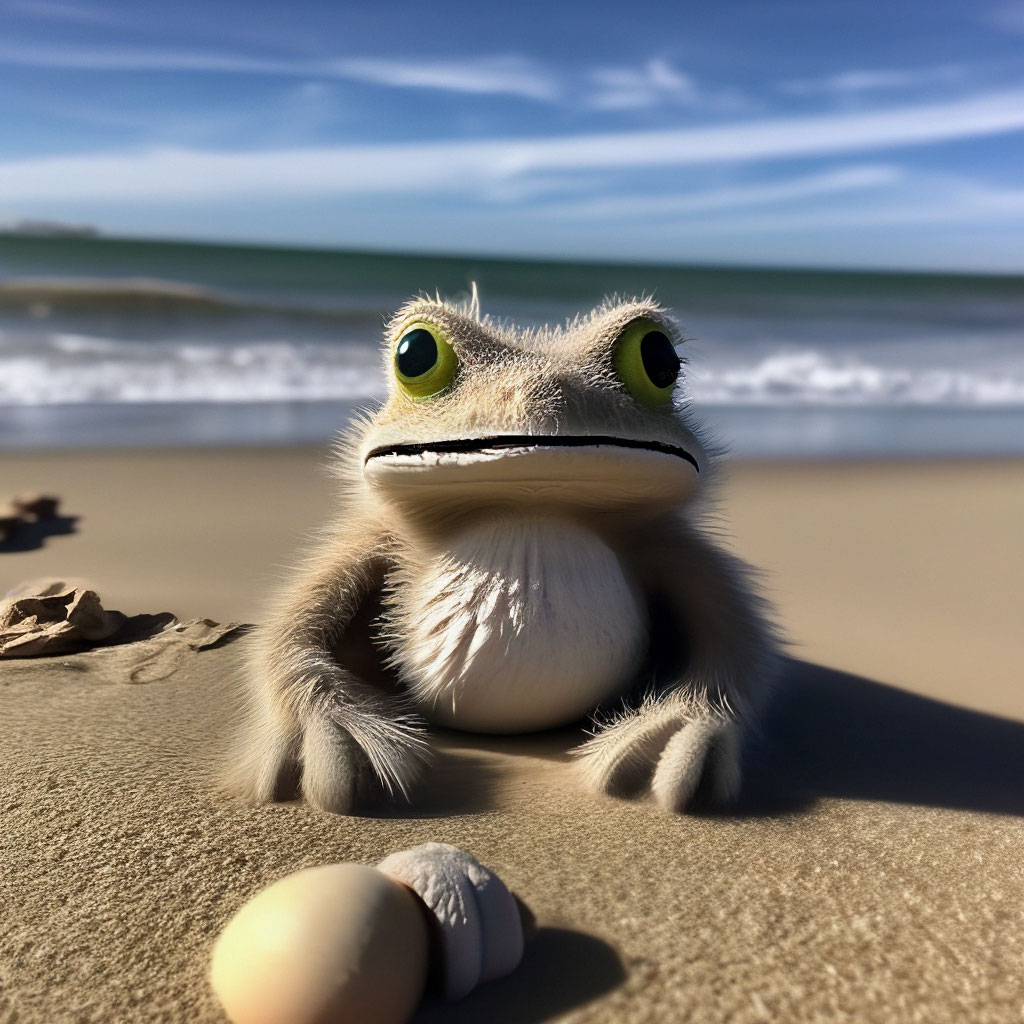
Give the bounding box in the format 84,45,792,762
354,295,713,525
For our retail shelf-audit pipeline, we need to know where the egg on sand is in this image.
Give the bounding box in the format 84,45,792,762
210,863,429,1024
209,844,526,1024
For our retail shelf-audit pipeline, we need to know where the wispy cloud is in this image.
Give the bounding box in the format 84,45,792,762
781,64,964,97
587,58,697,110
0,41,719,111
0,43,559,100
672,181,1024,235
3,89,1024,202
539,165,902,219
0,38,980,117
325,55,557,100
599,169,1024,242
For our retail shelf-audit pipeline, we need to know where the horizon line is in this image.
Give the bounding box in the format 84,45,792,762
3,223,1023,281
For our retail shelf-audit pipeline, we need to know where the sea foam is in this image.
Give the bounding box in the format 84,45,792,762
4,329,1024,408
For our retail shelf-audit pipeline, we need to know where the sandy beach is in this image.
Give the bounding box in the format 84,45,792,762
2,448,1023,1022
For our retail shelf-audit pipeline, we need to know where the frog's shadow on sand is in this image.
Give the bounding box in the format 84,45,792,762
372,656,1024,821
739,658,1024,819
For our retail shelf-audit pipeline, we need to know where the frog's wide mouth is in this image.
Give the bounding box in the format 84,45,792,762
362,434,700,510
364,434,699,472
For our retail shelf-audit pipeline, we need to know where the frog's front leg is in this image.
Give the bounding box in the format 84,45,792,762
574,527,779,812
222,525,432,815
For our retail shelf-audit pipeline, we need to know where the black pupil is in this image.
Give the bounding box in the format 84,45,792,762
396,329,438,378
640,331,680,389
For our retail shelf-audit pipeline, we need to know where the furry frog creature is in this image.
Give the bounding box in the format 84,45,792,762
227,295,780,815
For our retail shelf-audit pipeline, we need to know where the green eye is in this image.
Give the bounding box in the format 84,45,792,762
394,322,458,399
613,319,681,407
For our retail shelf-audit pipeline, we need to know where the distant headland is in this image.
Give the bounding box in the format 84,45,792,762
0,219,101,239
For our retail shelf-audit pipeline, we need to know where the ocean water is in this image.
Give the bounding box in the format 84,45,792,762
2,234,1023,458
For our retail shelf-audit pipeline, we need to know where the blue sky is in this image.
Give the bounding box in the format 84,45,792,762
1,0,1023,270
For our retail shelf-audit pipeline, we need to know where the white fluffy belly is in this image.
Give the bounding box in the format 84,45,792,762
387,518,647,733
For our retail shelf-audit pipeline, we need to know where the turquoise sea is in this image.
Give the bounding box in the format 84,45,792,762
2,234,1023,457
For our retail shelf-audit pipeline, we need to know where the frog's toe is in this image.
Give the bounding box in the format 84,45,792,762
218,701,300,805
651,719,740,813
300,715,363,815
574,713,681,797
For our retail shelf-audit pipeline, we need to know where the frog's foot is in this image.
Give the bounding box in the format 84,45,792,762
299,695,435,814
221,685,433,816
574,699,740,812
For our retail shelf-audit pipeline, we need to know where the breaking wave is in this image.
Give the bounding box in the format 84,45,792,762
689,349,1024,406
3,329,1024,407
0,332,383,404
